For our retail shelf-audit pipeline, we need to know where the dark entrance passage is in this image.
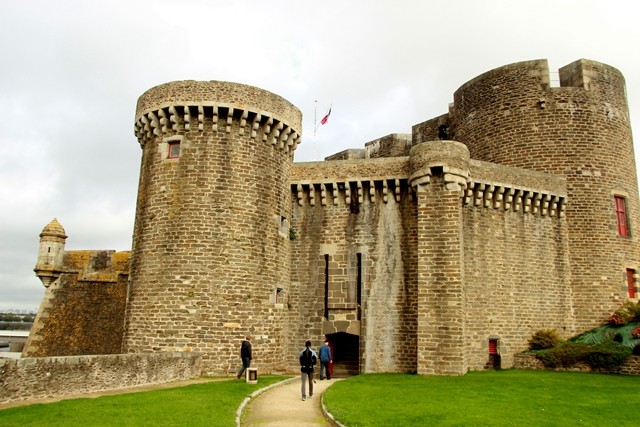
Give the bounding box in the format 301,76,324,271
326,332,359,377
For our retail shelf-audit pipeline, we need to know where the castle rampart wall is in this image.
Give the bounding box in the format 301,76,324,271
23,250,129,357
290,167,418,373
461,161,572,370
291,142,571,372
0,352,202,406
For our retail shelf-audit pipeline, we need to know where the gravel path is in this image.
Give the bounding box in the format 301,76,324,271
241,377,339,426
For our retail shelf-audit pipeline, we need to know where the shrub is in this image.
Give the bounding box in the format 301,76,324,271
607,301,640,325
535,341,631,371
528,329,561,350
608,309,633,325
536,342,590,368
626,301,640,322
632,327,640,340
584,341,632,370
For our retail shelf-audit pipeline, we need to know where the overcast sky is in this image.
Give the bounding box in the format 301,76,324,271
1,0,639,311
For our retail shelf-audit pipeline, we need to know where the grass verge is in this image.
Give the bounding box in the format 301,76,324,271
323,370,640,427
0,375,289,427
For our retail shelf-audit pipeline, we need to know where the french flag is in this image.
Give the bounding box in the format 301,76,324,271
320,107,332,125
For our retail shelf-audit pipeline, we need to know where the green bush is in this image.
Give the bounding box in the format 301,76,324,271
584,341,632,370
536,342,590,368
528,329,561,350
535,341,631,370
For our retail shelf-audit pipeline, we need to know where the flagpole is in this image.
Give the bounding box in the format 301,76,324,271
313,100,317,161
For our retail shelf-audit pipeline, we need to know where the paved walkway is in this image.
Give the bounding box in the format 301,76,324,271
240,377,340,426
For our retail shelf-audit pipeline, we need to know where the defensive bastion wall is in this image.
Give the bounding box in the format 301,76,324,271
23,249,129,358
0,352,202,405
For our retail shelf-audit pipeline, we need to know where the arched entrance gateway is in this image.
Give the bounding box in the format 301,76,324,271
326,332,360,377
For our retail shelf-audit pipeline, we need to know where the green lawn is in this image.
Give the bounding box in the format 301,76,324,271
0,376,288,427
324,370,640,427
1,370,639,426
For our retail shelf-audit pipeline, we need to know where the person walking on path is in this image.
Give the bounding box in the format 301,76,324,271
237,336,252,379
318,340,332,380
299,340,317,401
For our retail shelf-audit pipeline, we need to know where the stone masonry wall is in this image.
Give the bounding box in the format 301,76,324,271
289,178,418,373
292,140,572,374
0,352,202,405
462,202,572,369
513,353,640,375
125,81,302,375
23,250,129,357
439,59,640,331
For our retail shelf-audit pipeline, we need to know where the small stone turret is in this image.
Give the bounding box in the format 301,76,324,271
34,218,67,287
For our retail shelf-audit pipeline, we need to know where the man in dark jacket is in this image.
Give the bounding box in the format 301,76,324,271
299,340,317,401
237,336,252,379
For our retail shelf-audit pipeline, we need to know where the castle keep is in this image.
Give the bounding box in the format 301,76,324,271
24,59,640,376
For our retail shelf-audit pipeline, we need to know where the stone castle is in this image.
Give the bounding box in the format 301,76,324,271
23,58,640,377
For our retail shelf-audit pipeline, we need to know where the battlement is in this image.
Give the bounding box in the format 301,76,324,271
291,143,567,217
455,58,624,96
134,80,302,152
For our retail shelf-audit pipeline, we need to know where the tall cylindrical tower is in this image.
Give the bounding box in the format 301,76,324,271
449,59,640,330
124,81,302,374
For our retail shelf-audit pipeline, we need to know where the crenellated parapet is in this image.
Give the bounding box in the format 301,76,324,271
134,104,301,152
292,141,568,218
463,180,566,217
293,178,413,206
133,80,302,153
292,176,566,216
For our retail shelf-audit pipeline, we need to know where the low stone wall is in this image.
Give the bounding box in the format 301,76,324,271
0,352,203,405
513,353,640,374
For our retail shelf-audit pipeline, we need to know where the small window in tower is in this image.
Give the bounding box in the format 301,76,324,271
279,216,290,238
275,286,283,304
615,196,629,237
168,140,181,159
627,269,636,299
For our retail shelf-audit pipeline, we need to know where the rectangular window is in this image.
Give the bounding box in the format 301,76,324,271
627,269,636,299
168,140,181,158
615,196,629,236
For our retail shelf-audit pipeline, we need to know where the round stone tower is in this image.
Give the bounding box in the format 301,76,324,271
449,59,640,329
124,81,302,374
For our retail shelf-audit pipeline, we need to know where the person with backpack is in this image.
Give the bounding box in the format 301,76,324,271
237,335,252,379
299,340,317,401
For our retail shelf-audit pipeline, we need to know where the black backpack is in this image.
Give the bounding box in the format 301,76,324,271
300,347,316,372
